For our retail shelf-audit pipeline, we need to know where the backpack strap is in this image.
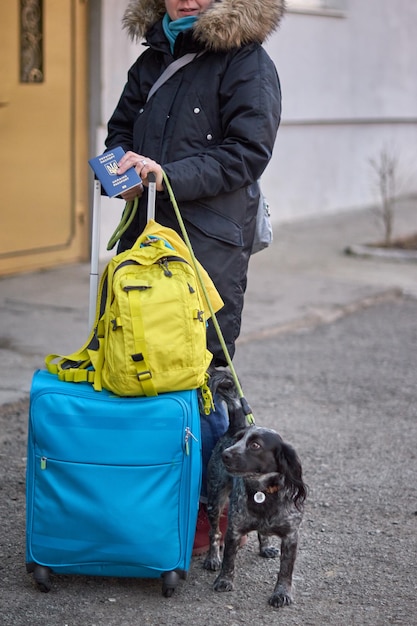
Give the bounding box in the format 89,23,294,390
123,286,158,397
106,197,139,251
45,267,110,391
146,53,200,103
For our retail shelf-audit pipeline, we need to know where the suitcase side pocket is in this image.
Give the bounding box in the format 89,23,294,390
27,456,184,574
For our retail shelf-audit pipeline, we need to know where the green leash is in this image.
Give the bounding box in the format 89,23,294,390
161,170,255,425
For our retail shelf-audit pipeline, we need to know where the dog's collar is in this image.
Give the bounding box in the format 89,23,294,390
254,484,280,503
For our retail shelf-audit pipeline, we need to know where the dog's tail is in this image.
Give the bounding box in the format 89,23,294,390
207,366,248,436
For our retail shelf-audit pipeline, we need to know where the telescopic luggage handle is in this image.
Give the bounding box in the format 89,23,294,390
89,180,102,329
88,174,157,329
147,172,156,220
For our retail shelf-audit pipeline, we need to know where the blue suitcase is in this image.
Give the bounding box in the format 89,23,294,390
26,370,201,596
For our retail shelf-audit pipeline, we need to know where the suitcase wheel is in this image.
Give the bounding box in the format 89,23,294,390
27,563,52,593
161,570,184,597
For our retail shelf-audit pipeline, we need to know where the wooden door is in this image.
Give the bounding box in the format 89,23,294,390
0,0,88,276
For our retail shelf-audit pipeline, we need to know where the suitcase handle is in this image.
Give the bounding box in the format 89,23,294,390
91,173,157,327
89,179,102,329
147,172,156,220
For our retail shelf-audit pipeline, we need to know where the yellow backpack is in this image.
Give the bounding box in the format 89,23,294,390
45,220,223,397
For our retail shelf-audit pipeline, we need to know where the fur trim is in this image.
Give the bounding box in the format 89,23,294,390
123,0,286,50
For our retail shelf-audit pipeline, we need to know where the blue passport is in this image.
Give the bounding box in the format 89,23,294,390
88,146,141,197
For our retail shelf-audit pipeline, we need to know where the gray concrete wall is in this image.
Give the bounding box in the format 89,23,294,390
269,0,417,220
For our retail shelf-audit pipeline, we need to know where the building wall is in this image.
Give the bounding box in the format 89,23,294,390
268,0,417,221
93,0,417,257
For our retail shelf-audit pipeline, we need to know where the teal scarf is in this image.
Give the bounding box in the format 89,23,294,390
162,14,198,53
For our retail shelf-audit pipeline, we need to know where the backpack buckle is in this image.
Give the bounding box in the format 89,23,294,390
137,370,152,381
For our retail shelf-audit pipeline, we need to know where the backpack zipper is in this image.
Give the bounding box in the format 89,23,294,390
115,256,190,278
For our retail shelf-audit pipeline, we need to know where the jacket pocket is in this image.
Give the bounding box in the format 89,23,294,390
181,201,243,247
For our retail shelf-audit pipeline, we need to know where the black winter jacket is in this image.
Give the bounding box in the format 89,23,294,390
105,0,284,365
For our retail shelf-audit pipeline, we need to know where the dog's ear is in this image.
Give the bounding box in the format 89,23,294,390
275,442,308,510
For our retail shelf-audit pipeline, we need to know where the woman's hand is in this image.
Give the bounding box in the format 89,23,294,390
119,183,143,202
117,151,164,197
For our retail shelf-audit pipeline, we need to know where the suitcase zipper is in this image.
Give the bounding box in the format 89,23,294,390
184,427,198,456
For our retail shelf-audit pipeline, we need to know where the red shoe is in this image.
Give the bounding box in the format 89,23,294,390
192,504,246,556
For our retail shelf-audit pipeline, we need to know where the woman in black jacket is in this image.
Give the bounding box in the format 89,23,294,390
105,0,285,553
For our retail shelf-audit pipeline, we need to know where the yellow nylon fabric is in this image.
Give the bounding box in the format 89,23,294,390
45,222,223,398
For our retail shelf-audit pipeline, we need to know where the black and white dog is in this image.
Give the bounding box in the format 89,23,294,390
202,369,307,608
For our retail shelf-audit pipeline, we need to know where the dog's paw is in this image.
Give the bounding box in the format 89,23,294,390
213,574,234,592
268,584,293,608
260,545,279,559
203,554,222,571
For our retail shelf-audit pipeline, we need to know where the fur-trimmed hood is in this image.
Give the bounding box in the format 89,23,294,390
123,0,286,51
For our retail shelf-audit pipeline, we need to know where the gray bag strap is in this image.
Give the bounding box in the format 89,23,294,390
146,52,199,102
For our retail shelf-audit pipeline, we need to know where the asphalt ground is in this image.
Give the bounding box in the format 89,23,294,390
1,295,416,625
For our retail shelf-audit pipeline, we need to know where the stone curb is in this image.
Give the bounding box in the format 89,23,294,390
344,243,417,262
237,287,404,344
